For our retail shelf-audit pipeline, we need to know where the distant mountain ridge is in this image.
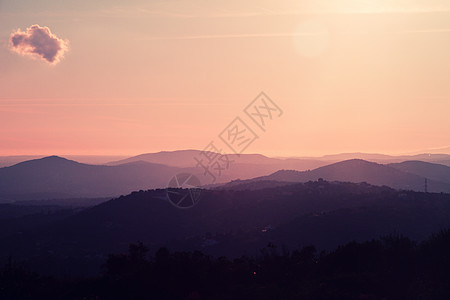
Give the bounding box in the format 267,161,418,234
0,155,127,168
290,152,450,165
217,159,450,193
106,149,328,170
108,150,450,167
1,150,449,168
0,156,188,201
388,160,450,183
1,155,450,202
0,155,327,201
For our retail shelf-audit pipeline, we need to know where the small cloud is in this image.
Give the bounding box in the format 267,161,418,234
9,24,69,64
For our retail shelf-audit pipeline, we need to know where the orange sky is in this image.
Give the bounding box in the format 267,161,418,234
0,0,449,157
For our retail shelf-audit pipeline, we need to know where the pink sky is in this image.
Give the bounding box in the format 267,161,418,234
0,0,449,156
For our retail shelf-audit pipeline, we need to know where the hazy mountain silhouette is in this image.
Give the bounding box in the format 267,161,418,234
0,155,44,168
106,149,328,170
305,152,450,165
0,155,326,201
218,159,450,193
415,145,450,154
1,150,449,168
2,155,449,202
0,156,189,201
0,155,128,168
108,150,450,167
388,160,450,184
107,149,290,167
436,159,450,167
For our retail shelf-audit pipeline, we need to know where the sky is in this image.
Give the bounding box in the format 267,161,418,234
0,0,449,157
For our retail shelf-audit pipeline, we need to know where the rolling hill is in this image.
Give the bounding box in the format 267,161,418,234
0,154,327,201
388,160,450,184
2,156,449,203
1,181,450,277
106,149,328,171
218,159,450,193
0,156,189,201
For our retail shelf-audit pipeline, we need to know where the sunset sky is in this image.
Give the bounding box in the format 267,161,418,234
0,0,449,157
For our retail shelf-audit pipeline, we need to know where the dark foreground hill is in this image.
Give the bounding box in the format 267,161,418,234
2,217,450,299
1,181,450,277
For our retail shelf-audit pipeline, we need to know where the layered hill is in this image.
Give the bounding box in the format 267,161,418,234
2,156,449,202
388,160,450,184
1,181,450,276
218,159,450,193
0,156,188,201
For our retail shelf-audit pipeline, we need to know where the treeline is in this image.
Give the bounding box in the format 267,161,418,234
1,230,450,299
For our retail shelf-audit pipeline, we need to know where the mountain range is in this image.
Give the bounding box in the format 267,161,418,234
0,156,189,201
1,150,449,168
217,159,450,193
107,150,450,167
0,150,449,202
